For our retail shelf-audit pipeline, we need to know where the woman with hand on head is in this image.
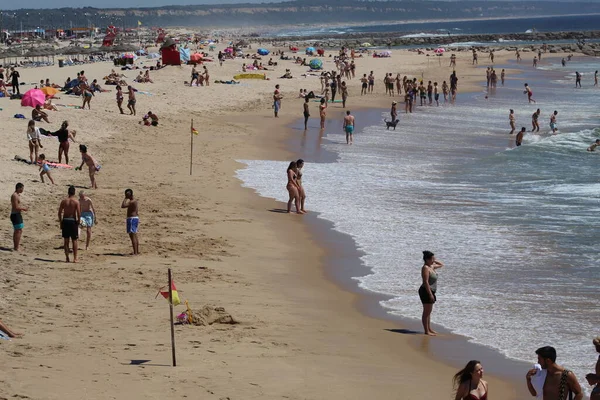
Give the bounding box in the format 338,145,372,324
454,360,488,400
418,250,444,335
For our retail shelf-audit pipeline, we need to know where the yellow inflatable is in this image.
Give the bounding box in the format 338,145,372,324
233,73,266,80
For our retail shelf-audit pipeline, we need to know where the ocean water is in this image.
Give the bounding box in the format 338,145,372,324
236,58,600,390
274,14,600,37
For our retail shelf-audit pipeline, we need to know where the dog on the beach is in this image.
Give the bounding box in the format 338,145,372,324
384,118,400,130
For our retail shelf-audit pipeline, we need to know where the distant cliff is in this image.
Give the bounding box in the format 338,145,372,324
4,1,600,30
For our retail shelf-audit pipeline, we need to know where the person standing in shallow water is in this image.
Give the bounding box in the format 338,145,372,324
285,161,303,214
302,97,310,130
295,159,307,214
453,361,488,400
418,250,444,336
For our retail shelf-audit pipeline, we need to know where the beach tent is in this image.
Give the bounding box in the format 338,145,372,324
309,58,323,70
21,89,45,108
361,42,372,47
257,48,269,56
179,47,191,63
317,48,325,56
306,47,316,55
160,38,181,66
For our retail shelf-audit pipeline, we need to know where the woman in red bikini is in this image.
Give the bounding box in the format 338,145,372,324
453,360,488,400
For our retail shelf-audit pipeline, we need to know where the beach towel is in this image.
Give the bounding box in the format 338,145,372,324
14,114,26,119
0,331,10,340
530,364,547,399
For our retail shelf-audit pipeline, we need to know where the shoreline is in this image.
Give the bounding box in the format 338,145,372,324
0,47,569,398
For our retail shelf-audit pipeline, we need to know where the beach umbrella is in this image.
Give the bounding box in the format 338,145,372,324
361,42,372,47
290,46,298,52
306,46,316,54
223,47,233,54
21,89,45,108
434,48,445,54
309,58,323,70
257,48,269,55
40,86,59,97
190,53,203,63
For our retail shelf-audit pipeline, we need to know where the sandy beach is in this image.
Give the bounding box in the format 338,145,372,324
0,44,555,399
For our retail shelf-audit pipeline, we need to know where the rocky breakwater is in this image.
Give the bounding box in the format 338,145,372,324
261,30,600,52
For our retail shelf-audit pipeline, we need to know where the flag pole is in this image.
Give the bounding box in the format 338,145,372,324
190,118,194,176
168,268,177,367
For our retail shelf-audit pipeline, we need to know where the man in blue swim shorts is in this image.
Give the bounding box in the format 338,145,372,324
343,110,355,145
79,191,96,250
10,183,28,251
121,188,140,255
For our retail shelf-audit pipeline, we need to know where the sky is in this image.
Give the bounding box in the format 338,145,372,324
1,0,595,10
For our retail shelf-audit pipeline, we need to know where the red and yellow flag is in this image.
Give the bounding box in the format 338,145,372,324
159,282,181,306
191,126,199,135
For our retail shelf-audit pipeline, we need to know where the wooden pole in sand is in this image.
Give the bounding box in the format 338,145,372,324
190,118,194,176
168,268,177,366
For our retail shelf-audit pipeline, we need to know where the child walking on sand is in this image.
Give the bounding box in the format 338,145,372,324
38,154,55,184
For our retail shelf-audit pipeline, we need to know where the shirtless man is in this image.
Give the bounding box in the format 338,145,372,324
525,83,536,104
368,71,375,93
77,144,99,189
79,191,96,250
343,110,355,145
360,74,368,96
587,139,600,152
10,183,27,251
550,110,558,133
121,189,140,255
58,186,81,263
516,127,526,147
127,85,136,116
526,346,583,400
532,109,541,132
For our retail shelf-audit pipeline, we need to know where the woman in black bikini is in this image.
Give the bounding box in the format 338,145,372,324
296,159,306,213
286,161,304,214
419,250,444,335
50,121,77,165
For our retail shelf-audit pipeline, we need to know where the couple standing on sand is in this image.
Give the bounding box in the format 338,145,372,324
452,346,587,400
286,159,306,214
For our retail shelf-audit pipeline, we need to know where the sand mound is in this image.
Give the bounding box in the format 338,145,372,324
190,305,237,326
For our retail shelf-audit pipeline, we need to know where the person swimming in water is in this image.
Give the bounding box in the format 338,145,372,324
588,139,600,152
516,127,526,147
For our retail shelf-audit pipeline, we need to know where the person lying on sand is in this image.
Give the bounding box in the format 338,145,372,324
0,319,23,338
0,79,9,97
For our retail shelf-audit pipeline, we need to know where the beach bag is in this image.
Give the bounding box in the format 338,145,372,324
13,114,25,119
559,369,573,400
10,93,22,100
